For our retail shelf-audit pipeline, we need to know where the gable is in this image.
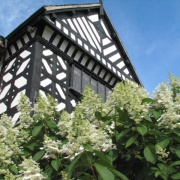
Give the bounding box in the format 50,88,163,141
43,5,141,84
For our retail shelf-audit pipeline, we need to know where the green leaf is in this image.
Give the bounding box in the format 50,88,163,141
51,158,61,171
84,144,93,152
171,172,180,179
94,150,111,165
94,163,114,180
142,98,154,104
46,120,57,129
144,115,152,122
9,165,18,174
95,111,102,119
175,150,180,158
137,125,147,136
116,129,131,141
170,161,180,167
156,139,170,149
109,150,118,161
26,142,39,151
144,146,156,164
153,110,161,119
155,171,161,178
110,169,128,180
125,134,138,148
45,164,54,177
147,130,161,136
68,153,83,178
157,163,166,171
33,150,45,161
32,124,43,137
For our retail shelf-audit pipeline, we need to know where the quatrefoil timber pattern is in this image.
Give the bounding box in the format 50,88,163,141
0,3,141,120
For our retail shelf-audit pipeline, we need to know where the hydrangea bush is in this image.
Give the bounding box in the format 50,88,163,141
0,74,180,180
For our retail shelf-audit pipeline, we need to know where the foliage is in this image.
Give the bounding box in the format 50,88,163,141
0,74,180,179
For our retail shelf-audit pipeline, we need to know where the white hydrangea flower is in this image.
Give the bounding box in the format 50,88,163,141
19,157,45,180
42,135,62,159
153,82,173,109
106,80,149,124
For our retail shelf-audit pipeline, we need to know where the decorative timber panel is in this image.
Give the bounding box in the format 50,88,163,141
0,3,142,121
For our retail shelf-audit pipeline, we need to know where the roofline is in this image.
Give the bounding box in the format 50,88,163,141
104,11,143,85
6,3,101,41
6,6,46,41
45,3,100,11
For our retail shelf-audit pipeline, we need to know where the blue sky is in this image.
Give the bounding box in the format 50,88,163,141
0,0,180,93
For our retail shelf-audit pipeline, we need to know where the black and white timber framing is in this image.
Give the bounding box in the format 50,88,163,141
0,3,142,123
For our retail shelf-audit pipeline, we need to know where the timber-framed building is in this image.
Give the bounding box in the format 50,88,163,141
0,2,141,123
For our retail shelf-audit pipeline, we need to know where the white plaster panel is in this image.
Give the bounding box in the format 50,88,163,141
87,60,95,70
20,50,31,59
56,72,66,80
110,77,116,86
90,49,95,56
56,84,65,100
57,102,65,111
43,49,53,56
103,45,116,56
109,53,121,62
15,77,27,89
77,17,96,48
100,19,111,39
0,84,11,100
42,26,54,41
23,34,29,43
5,58,16,72
70,99,76,107
78,39,83,46
102,38,111,46
70,33,76,41
60,40,68,52
30,29,37,38
0,103,7,114
94,65,100,74
11,90,26,108
12,112,21,125
82,17,101,52
57,56,67,70
63,27,69,35
74,51,82,61
89,21,100,42
67,19,77,32
67,45,76,57
113,67,117,73
88,14,99,22
105,73,111,82
16,58,30,75
84,44,89,51
56,21,61,29
99,69,106,78
81,56,88,66
117,61,125,69
124,68,129,75
62,19,67,24
3,73,13,82
10,45,16,54
42,59,52,75
102,58,106,65
39,90,47,98
52,35,61,46
16,40,23,49
73,18,87,40
40,78,52,87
